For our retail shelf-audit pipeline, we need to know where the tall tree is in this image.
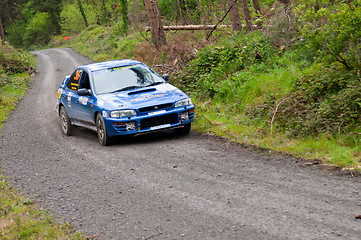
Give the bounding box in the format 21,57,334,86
144,0,167,48
177,0,186,25
227,0,242,32
77,0,88,27
240,0,253,31
0,13,5,44
120,0,129,35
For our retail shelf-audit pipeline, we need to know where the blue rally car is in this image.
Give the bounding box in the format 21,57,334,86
56,59,195,145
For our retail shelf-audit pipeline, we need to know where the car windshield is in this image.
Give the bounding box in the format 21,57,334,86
92,64,165,94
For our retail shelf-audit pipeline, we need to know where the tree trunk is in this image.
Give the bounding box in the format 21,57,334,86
240,0,253,32
252,0,261,15
177,0,186,25
144,0,167,48
0,13,5,44
77,0,89,27
227,0,242,32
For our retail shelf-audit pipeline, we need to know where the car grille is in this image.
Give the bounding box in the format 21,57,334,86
140,113,178,130
138,103,173,113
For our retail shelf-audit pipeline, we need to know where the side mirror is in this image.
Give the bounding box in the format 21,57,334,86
78,88,91,96
162,74,170,81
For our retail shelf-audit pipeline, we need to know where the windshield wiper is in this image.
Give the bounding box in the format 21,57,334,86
146,82,163,87
111,86,142,93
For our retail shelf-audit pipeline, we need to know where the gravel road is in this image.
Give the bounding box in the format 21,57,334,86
1,48,361,239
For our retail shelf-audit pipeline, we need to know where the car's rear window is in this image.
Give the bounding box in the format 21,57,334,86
92,64,164,94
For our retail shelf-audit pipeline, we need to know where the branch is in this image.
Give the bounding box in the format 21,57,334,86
206,0,235,40
270,98,288,137
139,30,150,42
199,114,213,126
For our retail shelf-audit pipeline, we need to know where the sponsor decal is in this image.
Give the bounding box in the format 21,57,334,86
98,99,104,106
148,110,166,116
57,88,63,99
108,64,141,72
102,111,109,117
131,93,168,102
67,93,72,107
74,70,81,81
150,124,171,130
79,96,89,105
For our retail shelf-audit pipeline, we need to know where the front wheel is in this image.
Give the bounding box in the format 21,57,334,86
175,123,191,135
96,113,111,146
60,106,72,136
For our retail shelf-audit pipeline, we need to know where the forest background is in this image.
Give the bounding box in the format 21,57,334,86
1,0,361,171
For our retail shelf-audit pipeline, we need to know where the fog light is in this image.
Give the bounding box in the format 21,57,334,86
181,111,189,121
126,122,136,131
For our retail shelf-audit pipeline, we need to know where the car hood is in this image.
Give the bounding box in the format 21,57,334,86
96,83,188,110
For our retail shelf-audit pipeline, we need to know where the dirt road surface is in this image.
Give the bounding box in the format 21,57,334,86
1,48,361,239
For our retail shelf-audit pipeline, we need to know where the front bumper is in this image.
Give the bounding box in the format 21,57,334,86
103,105,195,137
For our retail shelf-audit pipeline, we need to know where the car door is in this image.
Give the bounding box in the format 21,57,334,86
73,70,95,125
64,69,81,120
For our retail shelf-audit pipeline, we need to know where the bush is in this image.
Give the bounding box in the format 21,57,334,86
0,45,34,74
258,64,361,136
178,31,275,98
296,0,361,72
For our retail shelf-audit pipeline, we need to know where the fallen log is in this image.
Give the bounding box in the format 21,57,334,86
144,25,231,32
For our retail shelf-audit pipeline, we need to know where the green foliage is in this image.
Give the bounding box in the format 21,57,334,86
69,25,141,62
259,0,276,7
179,31,275,98
270,65,361,136
295,0,361,71
24,12,56,46
60,3,98,35
158,0,181,22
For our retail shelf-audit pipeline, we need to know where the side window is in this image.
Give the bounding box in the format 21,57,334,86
79,71,91,90
66,69,82,91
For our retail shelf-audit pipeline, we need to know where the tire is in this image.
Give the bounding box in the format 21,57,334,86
96,113,111,146
175,123,191,135
60,106,72,136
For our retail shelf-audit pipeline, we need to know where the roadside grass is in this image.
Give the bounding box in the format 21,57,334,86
193,96,361,173
0,73,31,131
0,172,84,239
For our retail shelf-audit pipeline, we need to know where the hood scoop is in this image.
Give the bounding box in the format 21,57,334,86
128,88,156,95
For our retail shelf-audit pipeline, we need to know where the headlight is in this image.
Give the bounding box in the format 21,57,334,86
175,98,192,108
110,110,137,118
